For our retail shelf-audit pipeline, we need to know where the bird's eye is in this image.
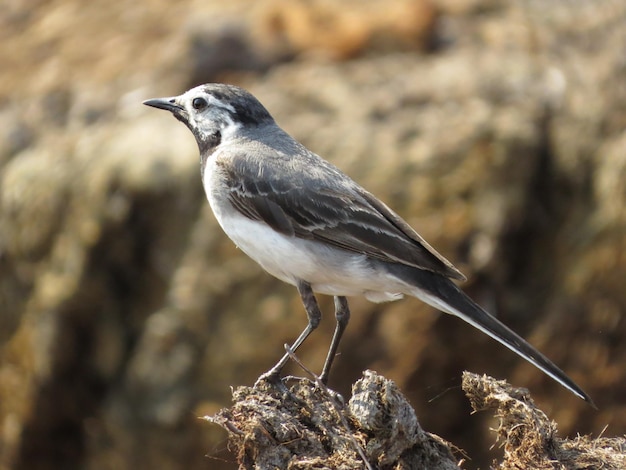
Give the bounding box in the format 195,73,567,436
192,97,208,110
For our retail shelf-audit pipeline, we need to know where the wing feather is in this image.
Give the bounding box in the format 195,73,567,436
220,155,466,281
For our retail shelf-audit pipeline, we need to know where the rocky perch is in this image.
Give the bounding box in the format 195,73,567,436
208,371,626,469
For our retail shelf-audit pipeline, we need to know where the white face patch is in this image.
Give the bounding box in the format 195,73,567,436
180,86,236,117
179,87,243,143
218,116,243,141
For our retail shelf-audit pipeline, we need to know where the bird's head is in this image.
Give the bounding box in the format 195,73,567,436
143,83,274,154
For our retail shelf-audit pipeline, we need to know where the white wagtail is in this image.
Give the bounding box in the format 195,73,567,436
144,83,594,405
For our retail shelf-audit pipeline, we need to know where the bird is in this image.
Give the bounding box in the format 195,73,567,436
144,83,594,406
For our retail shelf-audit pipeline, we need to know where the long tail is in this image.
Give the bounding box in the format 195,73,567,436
394,266,595,406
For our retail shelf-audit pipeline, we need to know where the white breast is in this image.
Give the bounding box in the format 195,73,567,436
202,154,406,302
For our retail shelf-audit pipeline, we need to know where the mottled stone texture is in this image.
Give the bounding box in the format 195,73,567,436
1,0,625,469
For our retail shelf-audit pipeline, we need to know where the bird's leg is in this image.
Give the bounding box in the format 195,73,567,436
256,280,322,384
319,296,350,384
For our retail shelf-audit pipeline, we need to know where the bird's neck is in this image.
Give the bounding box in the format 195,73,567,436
195,129,222,155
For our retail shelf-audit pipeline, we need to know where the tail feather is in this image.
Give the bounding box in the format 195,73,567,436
393,266,595,406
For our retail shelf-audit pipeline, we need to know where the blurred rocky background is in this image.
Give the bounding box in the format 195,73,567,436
1,0,625,468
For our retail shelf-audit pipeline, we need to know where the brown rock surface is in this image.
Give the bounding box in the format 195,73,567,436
209,370,461,469
206,371,626,469
1,0,625,469
462,372,626,469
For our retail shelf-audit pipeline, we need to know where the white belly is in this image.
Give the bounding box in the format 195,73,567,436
223,211,403,299
203,155,405,302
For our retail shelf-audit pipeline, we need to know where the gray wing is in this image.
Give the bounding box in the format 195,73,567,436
220,154,466,281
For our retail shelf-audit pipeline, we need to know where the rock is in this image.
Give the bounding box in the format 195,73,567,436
209,370,460,469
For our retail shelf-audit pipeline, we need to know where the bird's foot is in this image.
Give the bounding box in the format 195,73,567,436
254,370,289,393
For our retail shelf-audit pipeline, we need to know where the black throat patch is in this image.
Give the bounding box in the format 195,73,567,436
198,130,221,176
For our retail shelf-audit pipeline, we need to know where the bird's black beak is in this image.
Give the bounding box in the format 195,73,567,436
143,97,187,120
